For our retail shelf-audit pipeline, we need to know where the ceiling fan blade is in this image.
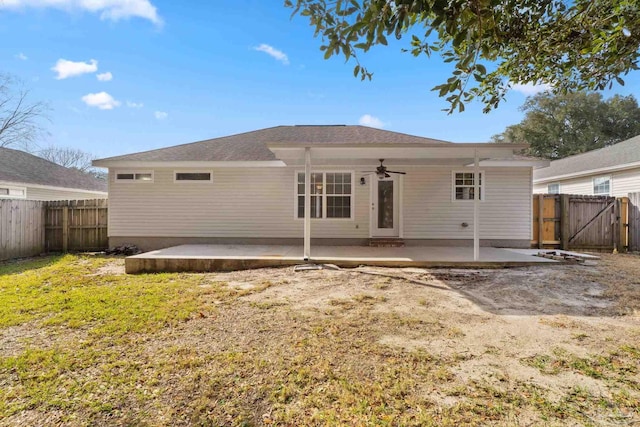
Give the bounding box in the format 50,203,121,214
386,170,407,175
384,172,391,178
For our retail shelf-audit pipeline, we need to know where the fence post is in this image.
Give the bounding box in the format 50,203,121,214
560,194,570,250
537,194,544,249
619,197,628,253
613,198,620,253
62,205,69,252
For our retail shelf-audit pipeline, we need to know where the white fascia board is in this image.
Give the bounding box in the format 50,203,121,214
533,160,640,184
464,159,550,168
0,180,107,195
92,160,287,168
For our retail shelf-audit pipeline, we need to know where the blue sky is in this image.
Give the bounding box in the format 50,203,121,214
2,0,639,159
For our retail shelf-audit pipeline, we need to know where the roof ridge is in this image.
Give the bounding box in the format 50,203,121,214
549,134,640,164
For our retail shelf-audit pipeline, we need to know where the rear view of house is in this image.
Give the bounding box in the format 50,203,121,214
533,134,640,196
93,125,548,255
0,147,107,200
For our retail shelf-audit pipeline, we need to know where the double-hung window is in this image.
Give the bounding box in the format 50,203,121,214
453,171,484,201
296,172,353,219
593,176,611,195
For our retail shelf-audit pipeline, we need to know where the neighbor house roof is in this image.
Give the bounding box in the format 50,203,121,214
0,147,108,192
533,134,640,182
94,125,453,163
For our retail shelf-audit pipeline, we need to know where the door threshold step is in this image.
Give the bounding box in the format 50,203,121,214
369,239,405,247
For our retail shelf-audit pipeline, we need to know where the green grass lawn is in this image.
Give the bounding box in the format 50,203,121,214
0,255,638,426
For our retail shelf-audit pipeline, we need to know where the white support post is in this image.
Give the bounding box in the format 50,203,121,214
473,149,480,261
303,147,311,260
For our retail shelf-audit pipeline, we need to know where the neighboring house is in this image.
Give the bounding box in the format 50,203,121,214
0,147,108,200
93,125,548,253
533,134,640,196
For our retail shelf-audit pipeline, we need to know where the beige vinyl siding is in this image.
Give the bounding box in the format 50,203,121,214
403,167,531,240
610,168,640,196
25,186,107,201
533,167,640,197
109,166,532,241
109,168,368,238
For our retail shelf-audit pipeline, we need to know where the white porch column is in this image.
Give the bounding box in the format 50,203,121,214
303,147,311,260
473,149,480,261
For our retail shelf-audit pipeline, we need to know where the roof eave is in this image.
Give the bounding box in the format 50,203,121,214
92,160,287,168
533,160,640,183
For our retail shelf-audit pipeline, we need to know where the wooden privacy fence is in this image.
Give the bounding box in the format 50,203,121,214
45,199,108,252
532,194,628,252
0,199,108,261
0,199,46,261
629,192,640,252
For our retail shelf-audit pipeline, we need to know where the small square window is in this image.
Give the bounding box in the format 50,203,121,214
547,183,560,194
453,171,484,201
593,176,610,195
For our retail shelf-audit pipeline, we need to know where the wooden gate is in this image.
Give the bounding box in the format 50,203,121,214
629,192,640,252
532,194,628,251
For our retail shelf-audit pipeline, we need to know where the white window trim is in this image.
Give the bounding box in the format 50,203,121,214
592,175,611,196
173,170,213,183
547,183,561,194
451,170,485,202
114,170,154,183
0,185,27,199
294,170,355,221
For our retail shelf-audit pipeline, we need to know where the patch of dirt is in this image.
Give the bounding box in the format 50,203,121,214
90,259,125,276
232,259,640,403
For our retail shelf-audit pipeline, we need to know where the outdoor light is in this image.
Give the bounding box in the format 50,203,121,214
360,177,366,185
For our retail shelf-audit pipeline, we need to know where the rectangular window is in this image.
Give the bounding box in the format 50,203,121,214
0,186,26,198
297,172,353,219
547,183,560,194
593,176,611,195
175,172,212,182
453,171,484,201
116,171,153,182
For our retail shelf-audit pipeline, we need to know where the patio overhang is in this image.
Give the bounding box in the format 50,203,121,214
268,142,532,262
267,143,530,166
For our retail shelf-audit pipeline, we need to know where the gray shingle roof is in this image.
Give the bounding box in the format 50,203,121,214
0,147,108,192
534,134,640,181
95,125,453,162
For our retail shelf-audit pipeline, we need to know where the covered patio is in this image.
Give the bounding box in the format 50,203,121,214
125,244,556,273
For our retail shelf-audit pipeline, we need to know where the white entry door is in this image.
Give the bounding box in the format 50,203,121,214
371,175,399,237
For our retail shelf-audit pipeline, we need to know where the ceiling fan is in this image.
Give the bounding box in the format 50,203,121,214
362,159,407,179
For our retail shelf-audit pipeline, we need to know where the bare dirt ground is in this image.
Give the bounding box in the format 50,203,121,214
2,253,639,426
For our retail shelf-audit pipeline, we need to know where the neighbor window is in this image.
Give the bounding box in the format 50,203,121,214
453,171,484,201
0,186,26,198
115,172,153,182
547,183,560,194
297,172,353,219
175,172,212,182
593,176,611,195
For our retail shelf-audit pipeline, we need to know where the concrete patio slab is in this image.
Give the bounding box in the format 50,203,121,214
125,244,557,273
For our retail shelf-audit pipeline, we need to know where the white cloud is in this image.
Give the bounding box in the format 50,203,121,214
0,0,162,26
126,101,143,108
253,44,289,65
154,111,168,120
52,58,98,79
15,52,28,60
358,114,385,129
511,82,552,96
96,71,112,81
81,91,120,110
